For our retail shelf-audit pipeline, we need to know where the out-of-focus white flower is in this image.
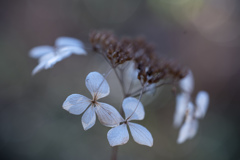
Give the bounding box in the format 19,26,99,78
179,70,194,94
177,91,209,144
173,93,190,127
29,37,86,75
195,91,209,119
63,72,122,130
107,97,153,147
174,70,194,127
177,102,199,144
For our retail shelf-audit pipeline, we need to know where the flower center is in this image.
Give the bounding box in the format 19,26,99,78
91,98,98,105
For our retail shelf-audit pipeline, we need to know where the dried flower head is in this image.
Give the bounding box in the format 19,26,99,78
89,30,188,85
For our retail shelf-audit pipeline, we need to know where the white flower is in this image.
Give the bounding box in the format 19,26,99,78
63,72,123,130
29,37,86,75
177,91,209,144
107,97,153,147
174,70,194,127
173,93,191,127
179,70,194,94
177,102,198,144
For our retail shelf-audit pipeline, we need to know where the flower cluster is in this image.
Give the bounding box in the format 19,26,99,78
174,70,209,143
29,30,210,158
63,72,153,146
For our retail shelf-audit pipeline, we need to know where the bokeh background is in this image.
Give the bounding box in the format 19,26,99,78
1,0,240,159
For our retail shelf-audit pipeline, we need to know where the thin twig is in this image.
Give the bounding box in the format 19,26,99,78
129,82,174,97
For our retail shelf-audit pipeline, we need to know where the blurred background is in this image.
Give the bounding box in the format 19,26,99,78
1,0,240,159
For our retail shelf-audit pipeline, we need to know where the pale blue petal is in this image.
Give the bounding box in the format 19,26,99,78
128,122,153,147
195,91,209,119
29,45,54,58
173,93,190,127
95,102,123,127
63,94,91,115
85,72,110,100
188,119,199,139
122,97,145,121
107,124,129,146
177,118,199,144
58,46,86,55
81,105,96,130
55,37,84,47
177,120,191,144
44,56,61,69
32,61,46,75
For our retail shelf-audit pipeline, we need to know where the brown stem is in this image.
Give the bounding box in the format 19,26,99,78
111,146,119,160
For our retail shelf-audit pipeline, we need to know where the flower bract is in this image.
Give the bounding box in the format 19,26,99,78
177,91,209,144
63,72,123,130
29,37,86,75
107,97,153,147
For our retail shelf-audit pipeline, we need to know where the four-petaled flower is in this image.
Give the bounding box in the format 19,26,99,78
107,97,153,147
29,37,86,75
63,71,123,130
177,91,209,144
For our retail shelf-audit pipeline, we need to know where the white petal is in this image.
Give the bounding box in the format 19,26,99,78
81,105,96,130
38,52,55,63
195,91,209,119
38,52,57,70
63,94,91,115
180,70,194,94
188,119,199,139
54,47,86,62
122,97,145,121
177,121,191,144
44,56,61,69
95,102,124,127
55,37,84,47
29,45,54,58
85,72,110,99
31,61,46,75
173,93,190,127
107,124,129,146
128,122,153,147
58,46,86,55
177,118,198,144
